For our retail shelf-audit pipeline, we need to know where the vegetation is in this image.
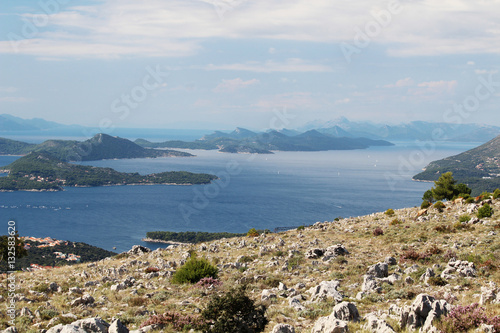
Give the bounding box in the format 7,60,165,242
171,254,218,284
413,135,500,194
420,200,431,209
436,303,500,333
145,231,246,244
477,203,494,218
201,287,268,333
0,137,36,155
0,231,28,265
384,208,395,216
247,228,259,237
0,152,216,191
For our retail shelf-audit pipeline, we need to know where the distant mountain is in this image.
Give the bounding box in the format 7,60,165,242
413,135,500,194
0,152,216,191
0,114,80,131
0,134,193,161
304,118,500,142
139,127,393,154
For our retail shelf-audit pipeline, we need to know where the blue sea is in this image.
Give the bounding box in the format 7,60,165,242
0,141,477,253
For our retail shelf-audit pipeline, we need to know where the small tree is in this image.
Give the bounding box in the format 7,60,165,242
477,203,493,219
455,183,472,197
171,255,218,284
0,231,27,264
431,172,456,201
422,190,434,203
247,228,259,237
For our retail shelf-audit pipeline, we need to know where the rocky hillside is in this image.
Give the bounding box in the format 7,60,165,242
2,198,500,333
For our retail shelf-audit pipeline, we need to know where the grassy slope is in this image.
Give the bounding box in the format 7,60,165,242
2,200,500,332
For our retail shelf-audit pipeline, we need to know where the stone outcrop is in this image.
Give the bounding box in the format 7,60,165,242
441,259,476,279
271,323,296,333
364,314,396,333
400,294,450,332
308,280,344,303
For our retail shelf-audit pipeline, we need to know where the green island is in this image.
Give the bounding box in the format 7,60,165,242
144,231,248,244
0,151,217,191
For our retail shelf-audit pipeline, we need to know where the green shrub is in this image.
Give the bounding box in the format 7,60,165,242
171,255,218,284
390,218,402,225
385,209,395,216
420,200,431,209
238,255,256,263
493,188,500,199
247,228,259,237
433,201,445,211
201,287,268,333
477,203,493,218
480,191,492,199
458,214,471,223
465,197,475,204
428,276,447,286
297,225,305,231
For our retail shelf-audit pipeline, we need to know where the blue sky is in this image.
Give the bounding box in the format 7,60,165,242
0,0,499,130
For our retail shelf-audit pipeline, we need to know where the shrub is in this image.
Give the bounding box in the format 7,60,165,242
247,228,259,237
39,309,59,320
434,225,454,233
453,221,470,231
196,277,222,288
171,256,218,284
390,218,402,225
480,191,492,199
145,267,160,273
297,225,305,231
493,188,500,199
385,209,395,216
477,203,493,218
420,200,431,209
465,197,475,204
433,201,445,212
436,303,500,333
373,227,384,236
400,249,429,262
458,214,471,223
140,312,205,330
201,287,268,333
238,255,256,263
428,276,447,286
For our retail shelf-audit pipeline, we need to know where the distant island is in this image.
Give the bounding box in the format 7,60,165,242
0,151,217,191
413,134,500,194
0,133,192,161
136,127,394,154
144,231,248,244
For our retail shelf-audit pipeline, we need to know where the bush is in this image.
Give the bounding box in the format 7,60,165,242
140,312,204,330
458,214,471,223
171,255,218,284
144,267,160,273
433,201,445,212
477,203,493,218
385,209,395,216
201,287,268,333
465,197,475,204
428,276,447,286
247,228,259,237
434,225,454,233
297,225,305,231
390,218,402,225
420,200,431,209
196,277,222,288
436,303,500,333
493,188,500,199
373,227,384,236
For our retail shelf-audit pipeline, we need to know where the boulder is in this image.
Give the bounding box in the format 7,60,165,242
419,268,435,283
400,294,450,331
109,319,129,333
306,248,325,259
71,318,110,333
364,314,396,333
289,296,306,311
261,289,277,301
70,294,95,307
331,302,359,322
361,275,381,293
46,325,87,333
271,324,295,333
441,259,476,279
311,317,348,333
1,328,18,333
127,245,151,256
385,257,397,266
367,262,388,278
308,280,344,303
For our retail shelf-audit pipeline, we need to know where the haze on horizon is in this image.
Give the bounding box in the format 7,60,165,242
0,0,499,130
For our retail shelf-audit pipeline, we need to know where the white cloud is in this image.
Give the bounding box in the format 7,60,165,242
206,59,333,73
334,98,350,105
474,69,499,75
0,0,499,59
410,80,458,97
384,77,414,88
467,61,475,66
213,78,259,92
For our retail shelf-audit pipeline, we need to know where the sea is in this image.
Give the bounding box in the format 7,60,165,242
0,141,477,253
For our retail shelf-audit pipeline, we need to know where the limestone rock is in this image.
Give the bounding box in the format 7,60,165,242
308,280,344,303
271,323,295,333
311,317,348,333
109,319,129,333
385,257,397,265
400,294,450,332
127,245,151,256
331,302,359,322
367,262,388,278
364,314,396,333
361,275,381,293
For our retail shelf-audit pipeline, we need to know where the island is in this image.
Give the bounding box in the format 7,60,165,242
0,151,217,191
135,127,394,154
0,133,193,161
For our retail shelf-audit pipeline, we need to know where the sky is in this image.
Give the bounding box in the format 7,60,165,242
0,0,499,130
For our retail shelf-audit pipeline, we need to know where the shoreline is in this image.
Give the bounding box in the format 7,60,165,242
141,237,191,246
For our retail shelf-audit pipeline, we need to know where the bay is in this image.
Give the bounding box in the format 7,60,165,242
0,141,477,253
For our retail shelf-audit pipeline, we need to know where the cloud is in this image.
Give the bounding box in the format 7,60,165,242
384,77,414,88
0,0,499,59
334,98,350,105
213,78,259,93
206,59,334,73
410,80,458,97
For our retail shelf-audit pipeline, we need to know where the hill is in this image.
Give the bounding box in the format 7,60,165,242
0,133,193,161
3,198,500,332
0,152,217,191
413,135,500,194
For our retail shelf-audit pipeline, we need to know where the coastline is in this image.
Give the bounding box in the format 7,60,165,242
141,237,191,246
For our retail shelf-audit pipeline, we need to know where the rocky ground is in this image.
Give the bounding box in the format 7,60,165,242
1,197,500,333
